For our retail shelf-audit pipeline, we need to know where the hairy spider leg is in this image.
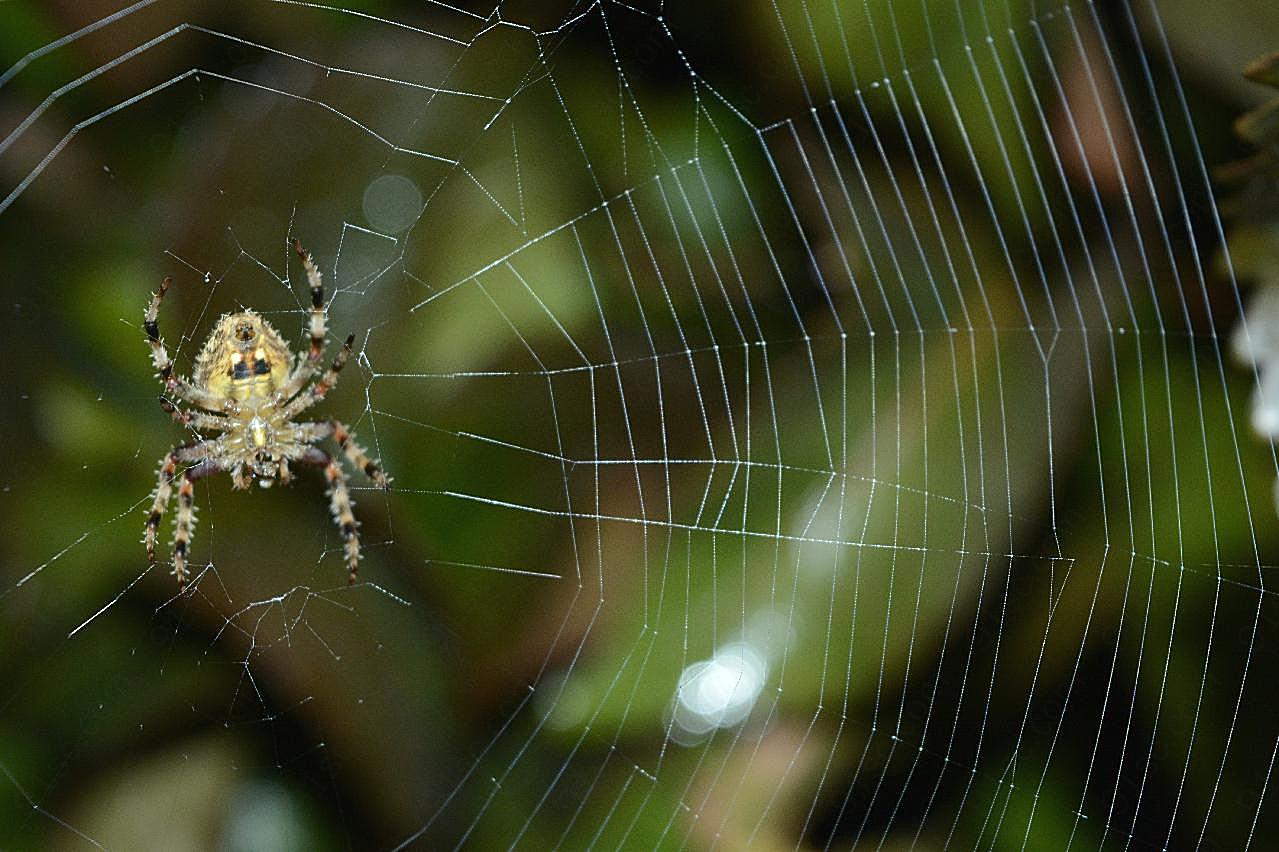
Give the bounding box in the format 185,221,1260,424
281,334,355,422
158,394,189,425
302,420,392,488
145,277,231,413
300,446,362,584
145,446,221,589
276,353,318,410
173,477,195,586
293,238,328,362
272,239,332,403
160,396,237,433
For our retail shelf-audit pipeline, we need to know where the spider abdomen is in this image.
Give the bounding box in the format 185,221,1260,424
192,310,292,401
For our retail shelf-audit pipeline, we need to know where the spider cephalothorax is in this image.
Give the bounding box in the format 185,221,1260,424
143,240,391,589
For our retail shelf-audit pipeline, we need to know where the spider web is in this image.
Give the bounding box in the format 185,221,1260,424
1,0,1276,848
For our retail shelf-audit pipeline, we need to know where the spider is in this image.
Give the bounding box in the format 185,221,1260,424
143,239,390,589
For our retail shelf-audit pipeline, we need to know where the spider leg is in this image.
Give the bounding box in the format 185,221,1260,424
300,447,362,585
275,353,318,404
277,457,292,486
145,449,182,570
171,459,222,588
293,238,328,363
144,277,176,385
281,333,355,421
144,276,231,413
269,238,331,404
145,445,217,588
303,420,391,487
190,411,236,432
159,396,235,432
159,395,190,425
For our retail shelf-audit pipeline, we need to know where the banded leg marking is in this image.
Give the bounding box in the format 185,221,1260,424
146,449,218,589
143,275,228,412
332,420,391,487
145,449,182,569
293,238,328,362
301,447,361,585
173,477,195,587
144,276,174,383
282,334,354,421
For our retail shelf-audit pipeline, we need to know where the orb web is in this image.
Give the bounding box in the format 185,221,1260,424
0,1,1275,849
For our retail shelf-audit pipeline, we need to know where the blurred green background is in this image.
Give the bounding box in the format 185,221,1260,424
2,1,1279,849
